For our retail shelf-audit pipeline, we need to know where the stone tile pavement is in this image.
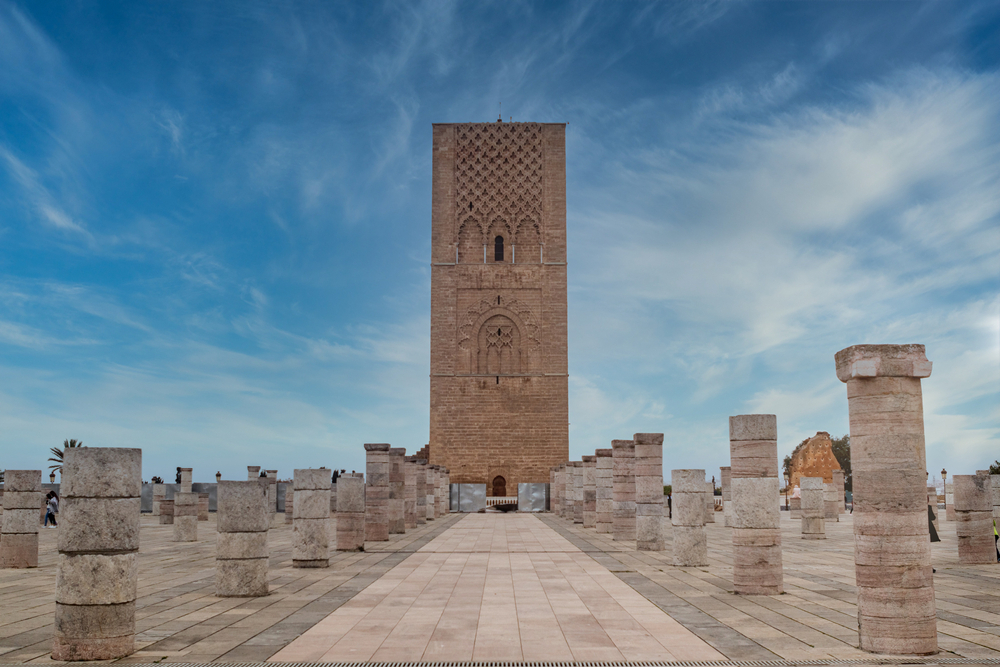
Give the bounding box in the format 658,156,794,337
0,508,998,664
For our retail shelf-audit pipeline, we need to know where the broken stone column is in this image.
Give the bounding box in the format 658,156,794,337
954,474,994,564
388,448,406,534
596,449,613,533
704,481,716,523
721,466,732,527
365,444,390,541
216,480,269,597
569,462,583,523
178,468,192,493
173,491,198,542
833,469,846,514
800,477,825,539
612,440,636,541
404,457,418,529
835,343,936,655
1,470,41,568
790,496,801,519
425,464,436,521
247,466,261,480
634,433,664,551
414,460,427,525
265,470,278,519
292,469,330,568
158,499,174,524
151,483,165,517
555,463,566,518
198,493,209,521
672,469,707,566
54,448,141,660
945,480,955,521
824,481,840,522
582,455,597,528
285,486,294,524
437,468,449,517
336,475,365,551
730,414,782,595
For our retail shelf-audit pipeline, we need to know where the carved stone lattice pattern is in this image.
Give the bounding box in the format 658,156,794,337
458,298,540,351
455,123,543,244
486,326,514,349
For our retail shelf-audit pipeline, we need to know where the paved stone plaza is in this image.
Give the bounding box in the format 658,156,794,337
0,509,998,664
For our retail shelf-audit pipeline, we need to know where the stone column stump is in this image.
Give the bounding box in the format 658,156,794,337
824,481,840,521
570,462,583,524
835,343,937,655
285,487,294,525
247,466,261,480
173,492,198,542
634,433,664,551
198,493,209,521
216,480,269,597
954,474,994,564
800,477,825,539
365,444,390,540
151,483,165,517
596,449,613,533
1,470,42,568
414,460,427,525
730,414,783,595
293,469,330,568
833,469,846,514
704,481,716,524
178,468,192,493
721,466,732,527
582,456,597,528
336,475,365,551
437,468,449,517
53,448,141,661
158,499,174,524
672,469,707,566
945,481,955,521
404,457,418,529
388,448,406,534
612,440,636,541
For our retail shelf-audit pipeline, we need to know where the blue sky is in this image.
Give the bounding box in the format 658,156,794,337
1,1,997,484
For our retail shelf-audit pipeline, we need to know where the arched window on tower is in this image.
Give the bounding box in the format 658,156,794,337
494,235,504,262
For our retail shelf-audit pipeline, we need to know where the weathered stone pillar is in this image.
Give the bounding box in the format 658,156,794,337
158,499,174,524
720,466,732,527
559,463,570,519
634,433,664,551
336,475,365,551
292,469,330,568
824,481,840,522
198,493,209,521
388,448,406,534
1,470,41,568
437,468,449,517
285,486,294,524
425,464,436,521
178,468,192,493
151,483,165,516
582,455,597,528
944,480,955,521
414,459,427,525
404,457,418,529
555,464,566,518
570,462,583,523
265,470,278,518
247,466,261,480
992,474,1000,534
790,496,801,519
365,444,390,540
835,343,936,655
173,491,198,542
800,477,825,539
833,469,846,514
612,440,636,541
216,480,269,597
672,469,707,566
704,481,716,523
954,474,994,564
54,448,141,660
730,415,782,595
596,449,613,533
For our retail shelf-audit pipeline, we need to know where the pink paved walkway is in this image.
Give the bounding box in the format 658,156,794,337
271,514,724,662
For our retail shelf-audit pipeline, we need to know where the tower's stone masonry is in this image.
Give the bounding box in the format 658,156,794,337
430,122,569,491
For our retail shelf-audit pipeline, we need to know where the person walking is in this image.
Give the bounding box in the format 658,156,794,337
44,491,59,527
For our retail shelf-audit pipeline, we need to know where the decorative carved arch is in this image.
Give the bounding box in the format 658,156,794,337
457,299,540,375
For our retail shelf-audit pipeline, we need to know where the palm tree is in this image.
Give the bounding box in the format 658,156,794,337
48,439,84,474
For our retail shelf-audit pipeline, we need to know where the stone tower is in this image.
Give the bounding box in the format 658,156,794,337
429,121,569,494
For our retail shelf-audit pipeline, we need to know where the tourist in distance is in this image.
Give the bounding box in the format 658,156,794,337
44,491,58,527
